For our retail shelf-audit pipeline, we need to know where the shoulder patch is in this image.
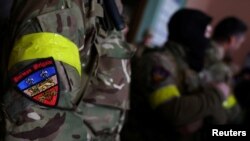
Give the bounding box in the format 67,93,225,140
151,66,170,84
12,57,59,107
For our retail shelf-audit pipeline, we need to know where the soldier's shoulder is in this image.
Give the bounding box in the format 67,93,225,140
140,48,176,73
210,61,231,72
141,48,169,62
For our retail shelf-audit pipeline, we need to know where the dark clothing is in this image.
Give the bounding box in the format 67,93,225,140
234,68,250,127
122,42,227,141
168,9,212,72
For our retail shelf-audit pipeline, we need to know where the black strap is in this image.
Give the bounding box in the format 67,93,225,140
73,28,99,106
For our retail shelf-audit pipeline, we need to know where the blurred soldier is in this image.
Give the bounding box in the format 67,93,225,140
128,9,228,141
203,17,248,124
1,0,133,141
208,17,248,74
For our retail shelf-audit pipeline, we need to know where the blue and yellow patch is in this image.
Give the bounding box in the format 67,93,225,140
12,57,59,107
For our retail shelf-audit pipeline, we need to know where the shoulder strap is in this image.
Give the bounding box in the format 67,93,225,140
72,0,108,106
73,46,98,106
72,27,99,106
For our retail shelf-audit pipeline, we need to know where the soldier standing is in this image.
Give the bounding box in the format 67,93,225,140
1,0,133,141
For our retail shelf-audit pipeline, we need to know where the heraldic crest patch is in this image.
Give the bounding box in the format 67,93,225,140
12,57,59,107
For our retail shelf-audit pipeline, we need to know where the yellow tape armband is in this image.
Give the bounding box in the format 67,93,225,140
8,32,81,75
223,94,237,109
150,85,180,109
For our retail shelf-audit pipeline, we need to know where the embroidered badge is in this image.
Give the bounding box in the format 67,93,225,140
12,57,59,107
151,66,170,84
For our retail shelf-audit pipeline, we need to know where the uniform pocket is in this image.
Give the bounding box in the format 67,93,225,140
36,6,85,47
55,61,81,108
83,57,131,110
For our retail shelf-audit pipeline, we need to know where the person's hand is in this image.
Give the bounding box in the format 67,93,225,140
213,82,230,100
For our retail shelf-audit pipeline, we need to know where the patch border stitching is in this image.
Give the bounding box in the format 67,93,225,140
11,57,60,107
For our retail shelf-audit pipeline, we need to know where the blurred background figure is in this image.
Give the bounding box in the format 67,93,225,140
122,8,229,141
186,0,250,129
187,0,250,69
212,17,248,74
234,52,250,127
121,29,154,141
202,17,248,125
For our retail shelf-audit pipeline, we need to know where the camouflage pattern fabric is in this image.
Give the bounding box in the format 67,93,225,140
2,0,133,140
4,51,88,141
202,43,231,85
78,0,134,140
5,105,88,141
2,1,87,140
81,30,134,141
202,42,243,124
2,0,86,91
83,30,134,109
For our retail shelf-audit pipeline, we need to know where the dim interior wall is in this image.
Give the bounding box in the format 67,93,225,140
135,0,163,43
186,0,250,66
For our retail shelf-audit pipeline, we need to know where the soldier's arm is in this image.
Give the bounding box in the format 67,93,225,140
204,62,243,124
155,88,226,126
145,53,227,127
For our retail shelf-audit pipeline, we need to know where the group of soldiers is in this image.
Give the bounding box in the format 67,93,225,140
0,1,249,141
122,9,248,141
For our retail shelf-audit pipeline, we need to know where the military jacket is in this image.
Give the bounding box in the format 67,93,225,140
2,0,134,140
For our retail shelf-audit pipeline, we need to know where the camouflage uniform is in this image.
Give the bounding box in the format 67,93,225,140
130,41,227,141
2,0,133,140
79,29,134,141
202,42,243,124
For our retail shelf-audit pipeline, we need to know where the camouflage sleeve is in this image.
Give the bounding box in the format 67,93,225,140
81,30,135,141
202,43,240,117
156,87,227,127
202,62,243,124
139,52,179,109
141,52,227,127
204,42,224,67
203,62,232,84
97,30,135,58
83,30,134,109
